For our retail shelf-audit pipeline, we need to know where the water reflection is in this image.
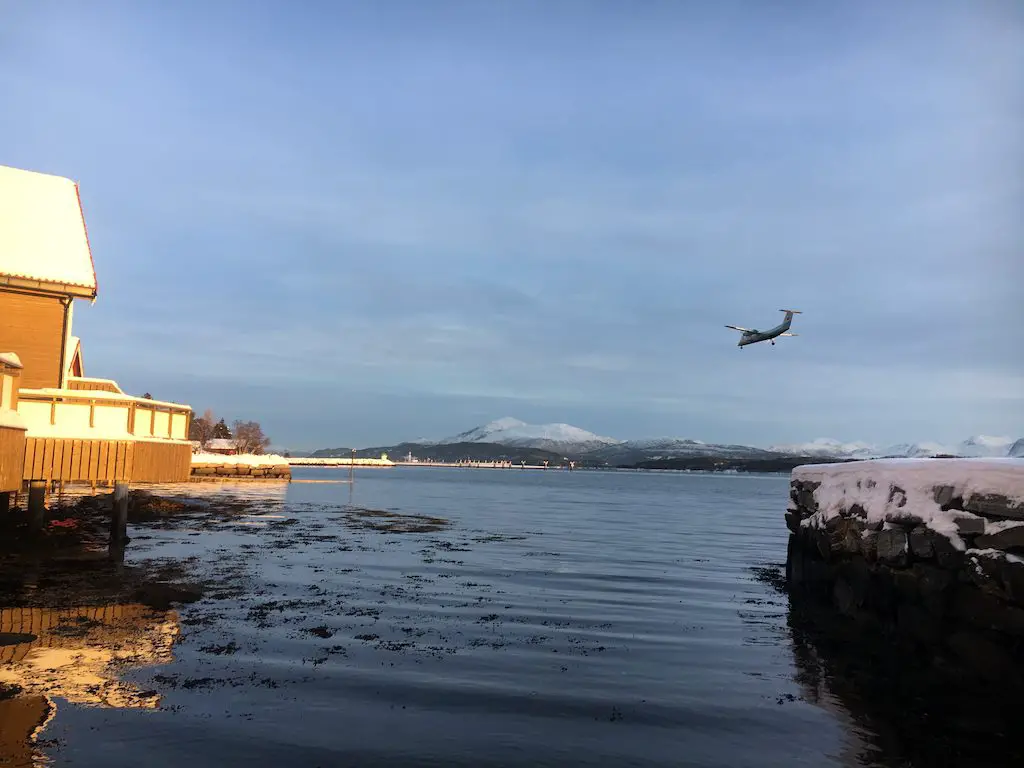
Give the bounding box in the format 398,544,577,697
783,583,1024,768
0,557,183,767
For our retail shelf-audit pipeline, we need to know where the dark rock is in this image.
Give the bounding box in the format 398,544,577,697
933,484,956,508
131,582,204,611
999,557,1024,603
913,563,954,615
891,568,919,602
975,524,1024,552
859,530,878,561
952,514,985,537
946,630,1023,685
964,493,1024,521
784,511,801,534
833,577,857,616
876,529,908,566
932,535,966,571
827,516,864,555
908,527,936,559
897,603,942,645
848,503,867,518
949,585,1024,637
887,485,908,508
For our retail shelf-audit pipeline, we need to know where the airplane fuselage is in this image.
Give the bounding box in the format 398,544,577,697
737,312,795,347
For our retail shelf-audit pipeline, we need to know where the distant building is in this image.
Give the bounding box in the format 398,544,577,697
0,164,194,488
196,438,238,455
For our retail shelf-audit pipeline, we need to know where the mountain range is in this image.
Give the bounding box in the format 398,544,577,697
306,417,1023,466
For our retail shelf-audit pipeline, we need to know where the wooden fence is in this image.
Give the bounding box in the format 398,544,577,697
22,437,191,484
0,425,25,492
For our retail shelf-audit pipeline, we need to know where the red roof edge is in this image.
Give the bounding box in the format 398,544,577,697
74,181,98,300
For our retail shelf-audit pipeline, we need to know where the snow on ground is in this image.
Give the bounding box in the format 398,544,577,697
794,458,1024,550
191,452,289,467
0,352,23,368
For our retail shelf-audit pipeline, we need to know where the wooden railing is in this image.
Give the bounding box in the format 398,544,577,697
14,388,193,484
16,389,191,442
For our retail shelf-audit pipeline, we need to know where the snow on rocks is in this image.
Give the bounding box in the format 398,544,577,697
786,457,1024,687
191,452,288,467
791,458,1024,550
190,452,291,481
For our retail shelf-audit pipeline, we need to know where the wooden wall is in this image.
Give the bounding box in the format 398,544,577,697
132,441,192,483
22,438,191,484
0,426,25,492
0,291,66,389
66,378,122,393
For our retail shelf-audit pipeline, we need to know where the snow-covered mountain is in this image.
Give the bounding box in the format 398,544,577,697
768,438,878,460
438,417,621,454
586,437,781,465
770,435,1021,460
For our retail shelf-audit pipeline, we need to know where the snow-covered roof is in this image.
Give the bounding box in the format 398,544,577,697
0,164,97,298
0,352,22,369
205,438,237,450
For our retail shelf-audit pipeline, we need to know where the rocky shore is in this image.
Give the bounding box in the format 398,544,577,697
190,453,291,481
785,458,1024,689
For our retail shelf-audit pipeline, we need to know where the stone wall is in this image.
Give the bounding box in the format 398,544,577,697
190,463,291,481
786,459,1024,690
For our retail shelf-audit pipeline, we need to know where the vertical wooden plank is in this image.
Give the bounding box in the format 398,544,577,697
49,400,56,425
86,441,97,483
70,440,82,482
106,442,117,481
125,441,135,483
149,408,155,436
60,439,73,481
97,442,109,483
128,403,136,435
40,439,53,483
89,400,95,428
167,409,173,438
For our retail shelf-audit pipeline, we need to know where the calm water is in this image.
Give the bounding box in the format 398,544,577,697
0,467,1012,766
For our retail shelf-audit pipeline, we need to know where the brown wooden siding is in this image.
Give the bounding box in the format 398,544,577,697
66,378,122,393
131,441,192,483
0,291,66,389
0,426,26,492
22,438,191,484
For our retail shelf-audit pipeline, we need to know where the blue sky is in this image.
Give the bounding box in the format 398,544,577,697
2,0,1021,450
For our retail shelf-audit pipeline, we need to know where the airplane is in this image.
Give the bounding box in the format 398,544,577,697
726,309,802,348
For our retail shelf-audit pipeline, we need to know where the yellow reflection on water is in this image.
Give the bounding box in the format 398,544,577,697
0,603,180,766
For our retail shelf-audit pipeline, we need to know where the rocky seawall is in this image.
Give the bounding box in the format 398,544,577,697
785,458,1024,690
190,464,291,481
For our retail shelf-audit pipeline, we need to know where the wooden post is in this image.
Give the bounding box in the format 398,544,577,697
110,482,129,544
27,480,46,534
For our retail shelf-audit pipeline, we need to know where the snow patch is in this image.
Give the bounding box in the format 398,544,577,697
796,458,1024,552
191,452,288,467
0,409,26,430
0,352,23,369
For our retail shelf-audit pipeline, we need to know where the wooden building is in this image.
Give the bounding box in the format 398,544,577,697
0,164,193,488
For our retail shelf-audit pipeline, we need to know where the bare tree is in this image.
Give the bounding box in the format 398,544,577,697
232,420,271,455
189,408,216,448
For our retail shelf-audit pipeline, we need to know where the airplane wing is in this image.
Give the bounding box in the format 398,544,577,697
725,325,751,332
